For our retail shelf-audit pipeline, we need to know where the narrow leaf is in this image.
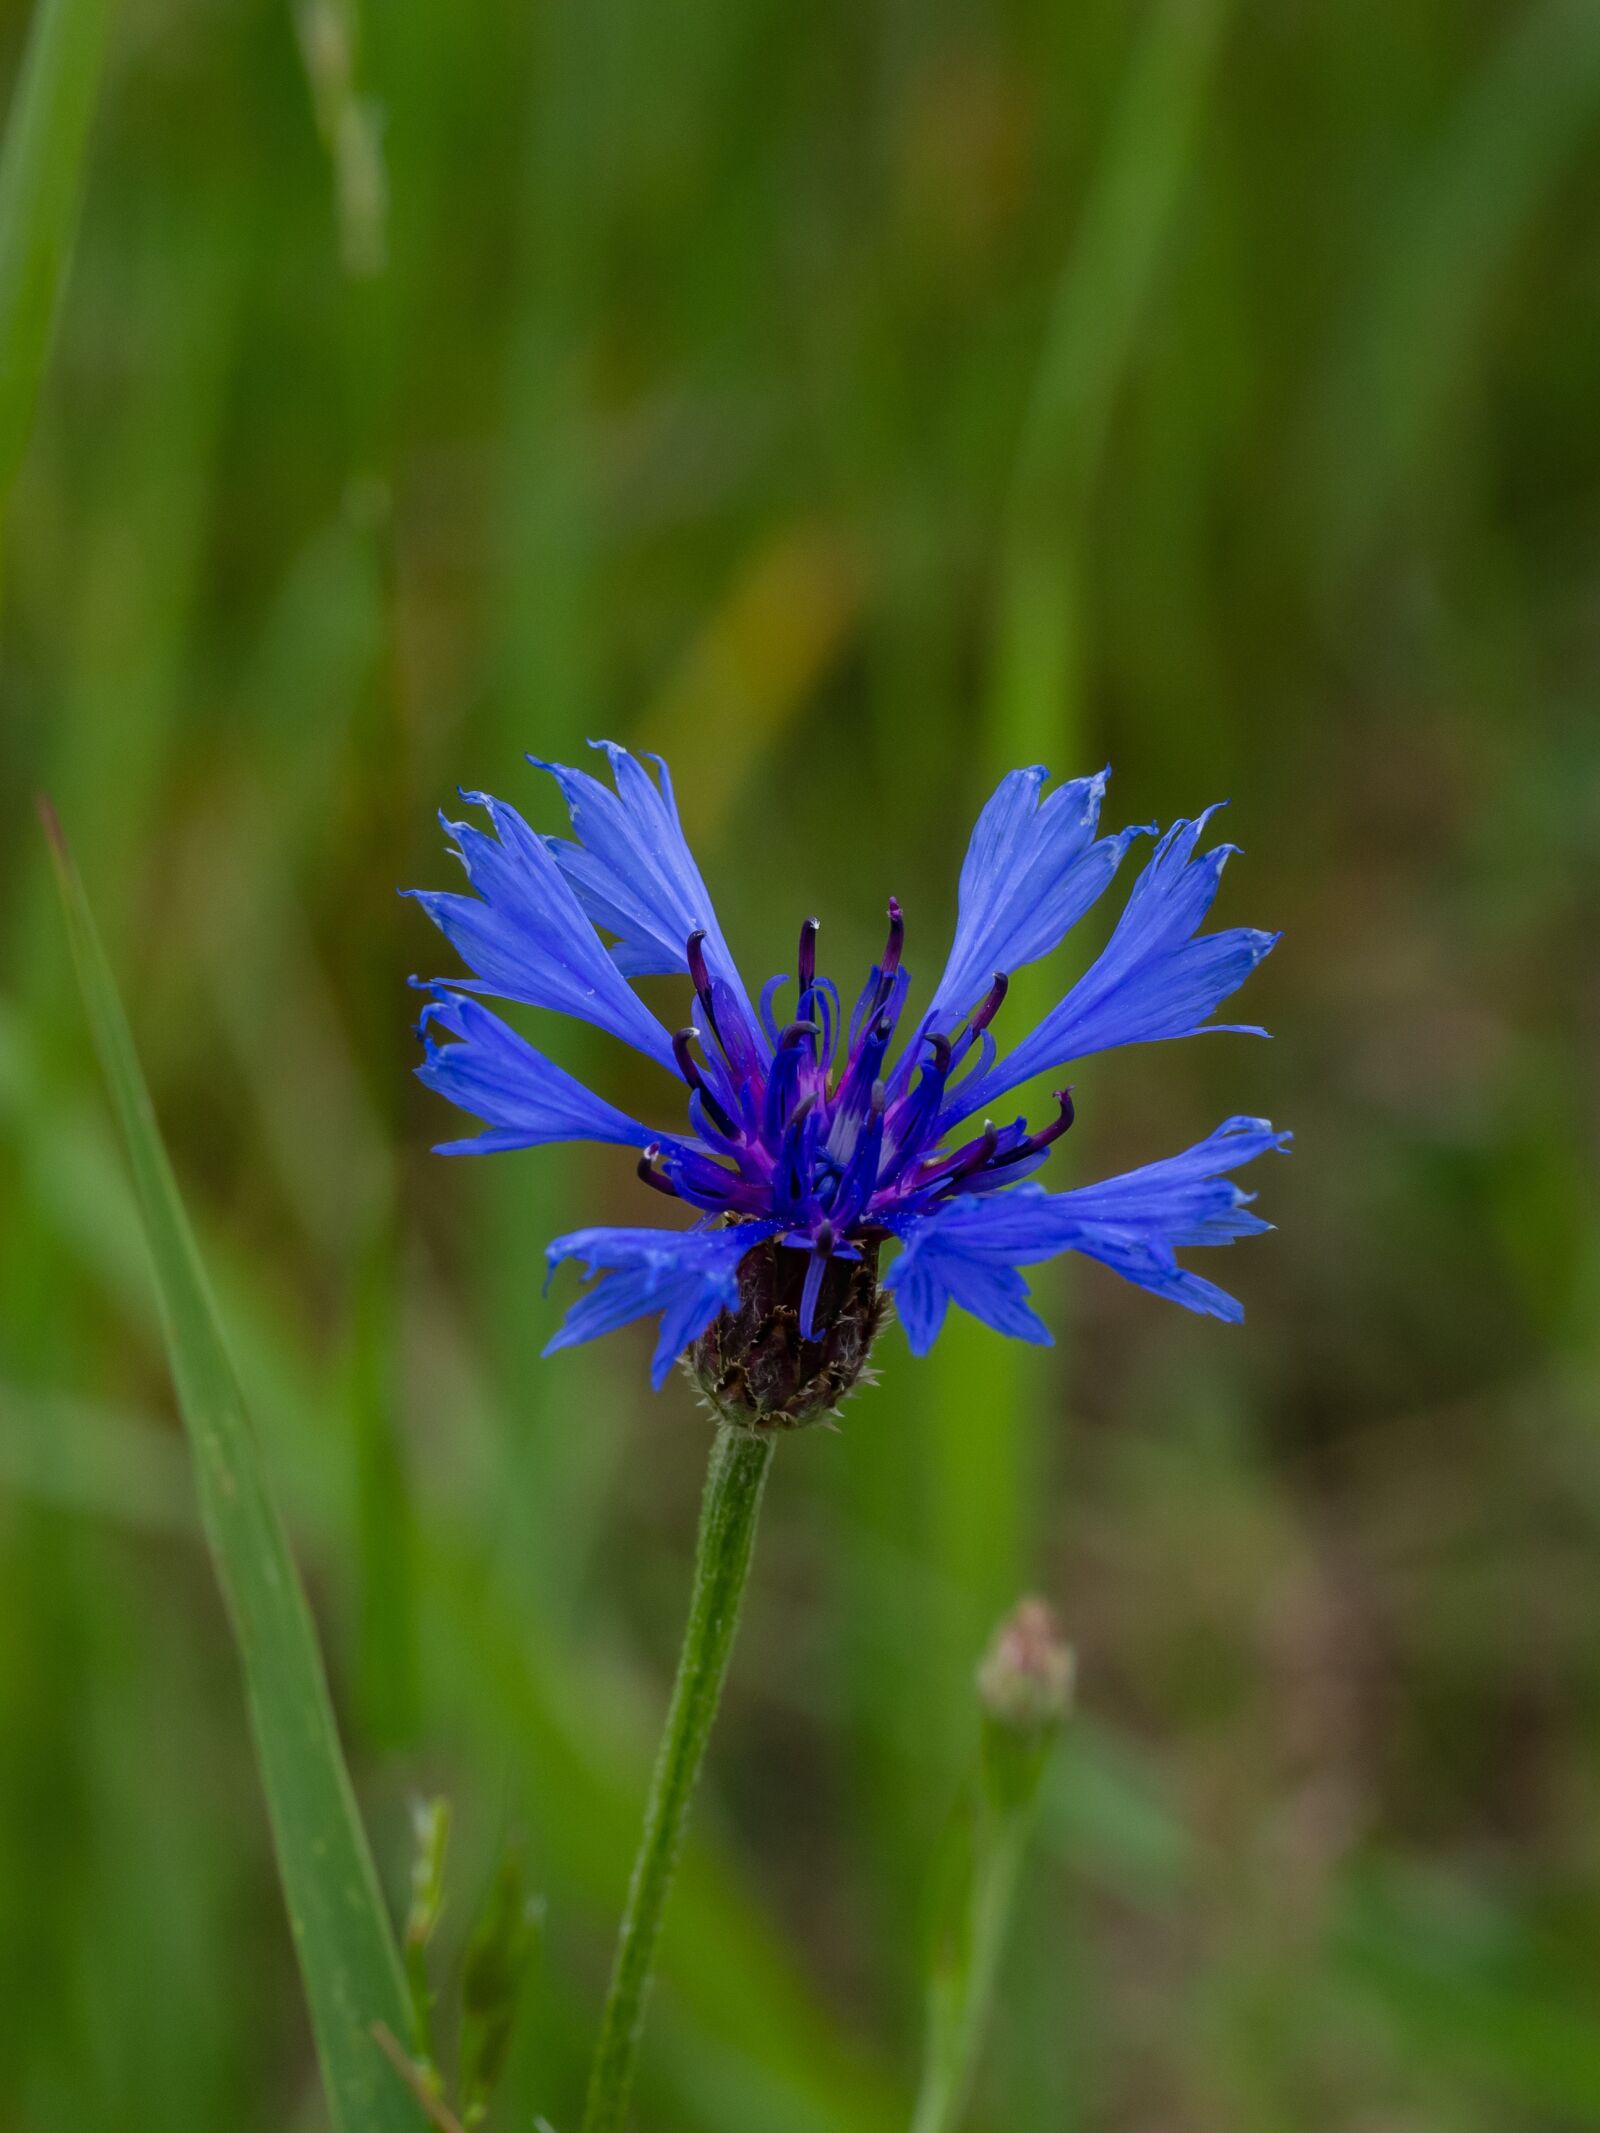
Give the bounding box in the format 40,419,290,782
0,0,115,505
44,802,425,2133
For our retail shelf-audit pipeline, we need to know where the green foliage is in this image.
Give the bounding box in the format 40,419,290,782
0,0,111,510
403,1796,451,2075
45,818,425,2133
459,1842,542,2126
911,1602,1072,2133
3,0,1600,2127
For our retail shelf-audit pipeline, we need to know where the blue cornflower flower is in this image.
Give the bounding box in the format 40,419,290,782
408,744,1287,1424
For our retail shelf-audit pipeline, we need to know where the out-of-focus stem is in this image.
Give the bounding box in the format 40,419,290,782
911,1598,1072,2133
908,1805,1033,2133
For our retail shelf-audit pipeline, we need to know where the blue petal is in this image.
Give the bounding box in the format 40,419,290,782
883,1117,1288,1341
881,1210,1053,1353
949,809,1278,1122
534,742,764,1051
1062,1232,1246,1322
543,1220,781,1390
1044,1116,1290,1241
886,1253,951,1354
405,791,675,1069
416,991,671,1156
927,765,1152,1024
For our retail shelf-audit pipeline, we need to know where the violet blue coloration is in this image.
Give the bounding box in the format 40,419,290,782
407,744,1286,1405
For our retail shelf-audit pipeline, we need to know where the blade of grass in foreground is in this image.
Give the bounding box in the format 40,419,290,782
0,0,115,509
43,802,426,2133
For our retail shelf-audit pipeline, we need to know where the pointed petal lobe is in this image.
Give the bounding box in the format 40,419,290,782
543,1221,781,1390
884,1117,1288,1341
406,792,675,1068
416,992,672,1156
927,765,1151,1023
950,810,1277,1121
536,742,763,1048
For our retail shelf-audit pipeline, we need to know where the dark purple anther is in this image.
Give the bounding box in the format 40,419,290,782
883,897,904,975
778,1019,821,1052
636,1145,679,1198
672,1026,737,1138
798,916,819,992
993,1088,1077,1172
970,970,1009,1036
686,928,714,1001
942,1120,1000,1187
1037,1087,1076,1147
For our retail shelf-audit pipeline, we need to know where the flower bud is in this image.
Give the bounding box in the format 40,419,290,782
685,1236,885,1429
976,1597,1073,1817
977,1597,1074,1736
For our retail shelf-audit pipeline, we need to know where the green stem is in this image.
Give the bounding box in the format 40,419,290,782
909,1804,1033,2133
581,1423,775,2133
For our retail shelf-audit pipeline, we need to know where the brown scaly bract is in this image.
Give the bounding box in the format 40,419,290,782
685,1231,887,1430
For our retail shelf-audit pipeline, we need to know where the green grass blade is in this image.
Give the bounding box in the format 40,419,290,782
990,0,1234,750
43,804,426,2133
0,0,115,505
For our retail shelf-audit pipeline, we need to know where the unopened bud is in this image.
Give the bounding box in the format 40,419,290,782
977,1597,1073,1735
460,1842,542,2127
404,1795,450,1956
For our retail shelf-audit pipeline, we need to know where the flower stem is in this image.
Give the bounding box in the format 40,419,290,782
581,1423,775,2133
908,1808,1031,2133
910,1596,1070,2133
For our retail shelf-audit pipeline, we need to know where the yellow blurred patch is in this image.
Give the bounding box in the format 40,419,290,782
646,524,862,837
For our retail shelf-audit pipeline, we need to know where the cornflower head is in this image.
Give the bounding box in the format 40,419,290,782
407,743,1287,1428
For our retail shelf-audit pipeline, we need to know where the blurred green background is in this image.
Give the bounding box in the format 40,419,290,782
4,0,1600,2126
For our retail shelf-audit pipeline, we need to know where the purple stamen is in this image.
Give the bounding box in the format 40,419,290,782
636,1145,679,1199
798,916,819,992
672,1026,738,1139
807,977,839,1070
1032,1087,1076,1151
878,1032,955,1187
883,897,904,975
943,970,1010,1084
758,972,789,1047
774,1096,819,1219
829,1012,894,1153
799,1220,836,1341
762,1022,820,1147
833,1086,887,1225
983,1089,1077,1179
686,926,730,1058
934,1120,999,1191
657,1141,767,1213
970,970,1009,1036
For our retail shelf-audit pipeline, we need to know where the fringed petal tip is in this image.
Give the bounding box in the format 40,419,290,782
926,760,1154,1023
412,992,661,1156
882,1113,1287,1343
